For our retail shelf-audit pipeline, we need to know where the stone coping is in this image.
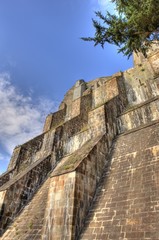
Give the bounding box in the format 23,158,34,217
0,168,14,178
0,154,51,191
119,95,159,116
51,134,104,177
14,131,45,149
87,76,111,88
87,75,120,88
120,119,159,137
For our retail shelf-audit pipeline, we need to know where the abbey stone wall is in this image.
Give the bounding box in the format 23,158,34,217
0,43,159,240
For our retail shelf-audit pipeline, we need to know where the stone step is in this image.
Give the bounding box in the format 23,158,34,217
117,95,159,134
0,177,50,240
120,118,159,137
79,122,159,239
120,96,159,116
0,155,52,235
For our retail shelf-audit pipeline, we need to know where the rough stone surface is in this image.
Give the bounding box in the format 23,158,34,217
79,123,159,240
73,80,86,100
0,178,51,240
118,96,159,133
42,134,110,240
0,155,52,235
92,77,119,108
0,169,14,188
0,43,159,240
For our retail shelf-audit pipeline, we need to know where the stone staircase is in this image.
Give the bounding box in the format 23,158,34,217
0,134,109,239
0,178,51,240
1,121,159,240
79,109,159,239
0,155,52,237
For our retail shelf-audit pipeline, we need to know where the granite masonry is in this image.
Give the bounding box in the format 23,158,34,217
0,43,159,240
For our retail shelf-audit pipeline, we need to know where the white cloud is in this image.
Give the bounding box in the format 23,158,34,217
0,73,58,159
98,0,109,8
91,0,116,13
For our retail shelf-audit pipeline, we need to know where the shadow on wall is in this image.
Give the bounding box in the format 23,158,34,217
78,138,117,239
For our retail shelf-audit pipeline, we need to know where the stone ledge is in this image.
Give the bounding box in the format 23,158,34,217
119,95,159,116
0,168,14,179
50,134,104,177
0,169,15,188
0,155,52,235
87,76,111,88
0,154,51,192
120,119,159,137
14,131,45,148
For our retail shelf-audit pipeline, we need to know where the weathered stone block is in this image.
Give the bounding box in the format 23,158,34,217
71,98,81,118
149,51,159,76
7,146,22,171
1,42,159,240
43,113,53,132
73,79,86,100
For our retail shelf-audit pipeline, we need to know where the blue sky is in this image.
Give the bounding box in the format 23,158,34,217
0,0,133,174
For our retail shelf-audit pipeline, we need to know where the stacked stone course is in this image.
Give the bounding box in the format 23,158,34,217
1,178,51,240
80,123,159,240
0,44,159,239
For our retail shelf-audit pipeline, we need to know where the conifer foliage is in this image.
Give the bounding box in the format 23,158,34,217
82,0,159,57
